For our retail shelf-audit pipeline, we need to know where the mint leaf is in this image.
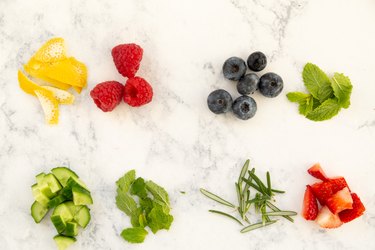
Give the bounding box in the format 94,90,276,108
116,192,138,216
116,170,135,193
146,181,170,208
131,177,147,198
286,92,314,116
303,63,333,102
140,197,154,215
306,98,342,121
330,73,352,109
121,227,148,243
286,92,310,103
147,207,174,234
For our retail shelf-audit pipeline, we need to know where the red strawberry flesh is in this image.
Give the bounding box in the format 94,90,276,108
339,193,366,223
302,185,319,220
308,163,328,181
326,187,353,214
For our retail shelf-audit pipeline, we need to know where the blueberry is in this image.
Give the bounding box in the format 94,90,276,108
247,52,267,72
232,96,257,120
237,73,259,95
207,89,233,114
259,72,283,98
222,57,247,81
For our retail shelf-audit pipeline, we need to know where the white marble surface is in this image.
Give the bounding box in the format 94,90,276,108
1,0,375,249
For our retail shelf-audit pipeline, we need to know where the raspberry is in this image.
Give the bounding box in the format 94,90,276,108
124,77,153,107
90,81,124,112
112,43,143,78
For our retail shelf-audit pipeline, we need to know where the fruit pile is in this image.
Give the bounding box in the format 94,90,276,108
18,38,87,124
90,43,153,112
207,52,283,120
31,167,93,250
302,164,365,228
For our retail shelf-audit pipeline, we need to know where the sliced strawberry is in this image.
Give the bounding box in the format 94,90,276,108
326,187,353,214
310,181,333,205
308,163,328,181
328,177,349,194
315,206,343,229
339,193,366,223
302,185,319,220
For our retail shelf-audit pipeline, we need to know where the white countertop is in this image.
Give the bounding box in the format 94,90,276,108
1,0,375,249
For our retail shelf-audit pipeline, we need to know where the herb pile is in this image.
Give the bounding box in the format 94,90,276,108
287,63,353,121
116,170,173,243
200,160,297,232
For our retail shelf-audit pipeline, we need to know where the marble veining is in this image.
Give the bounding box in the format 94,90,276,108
1,0,375,249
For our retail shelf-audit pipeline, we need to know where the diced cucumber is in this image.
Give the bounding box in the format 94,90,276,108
53,235,76,250
32,184,50,206
64,201,83,216
60,186,73,200
42,173,62,193
31,201,49,223
65,221,78,236
66,176,88,189
51,167,79,187
36,173,46,184
38,182,54,198
53,203,74,221
74,206,91,228
48,195,68,209
72,186,93,206
51,215,66,233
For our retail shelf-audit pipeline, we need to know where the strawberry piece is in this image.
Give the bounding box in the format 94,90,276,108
302,185,319,220
315,206,343,229
326,187,353,214
339,193,366,223
328,177,349,194
307,163,328,181
310,181,333,205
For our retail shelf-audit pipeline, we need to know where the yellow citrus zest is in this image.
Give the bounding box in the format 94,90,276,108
42,86,75,105
18,70,42,96
34,88,59,125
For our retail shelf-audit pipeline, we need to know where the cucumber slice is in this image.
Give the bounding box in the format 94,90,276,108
51,167,79,187
38,183,54,198
60,186,73,200
64,201,83,216
42,173,62,193
74,206,91,228
72,186,93,205
53,203,74,221
53,235,76,250
31,201,49,223
51,215,66,233
31,184,50,206
48,195,68,209
66,176,88,189
65,221,78,236
36,173,46,184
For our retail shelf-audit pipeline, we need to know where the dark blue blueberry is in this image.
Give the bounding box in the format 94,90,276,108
259,72,283,98
237,73,259,95
247,52,267,72
222,57,247,81
232,96,257,120
207,89,233,114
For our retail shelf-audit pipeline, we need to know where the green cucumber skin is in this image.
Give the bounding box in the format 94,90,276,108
53,235,76,250
51,215,66,233
65,222,78,237
51,167,79,187
31,201,49,223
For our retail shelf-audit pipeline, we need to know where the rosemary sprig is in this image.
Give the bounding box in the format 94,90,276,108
209,210,244,226
200,160,297,233
200,188,236,208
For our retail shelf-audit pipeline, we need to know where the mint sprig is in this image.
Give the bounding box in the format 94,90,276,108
116,170,174,244
200,160,296,233
287,63,353,121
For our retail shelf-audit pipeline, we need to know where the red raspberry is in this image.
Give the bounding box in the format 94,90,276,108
112,43,143,78
90,81,124,112
124,77,153,107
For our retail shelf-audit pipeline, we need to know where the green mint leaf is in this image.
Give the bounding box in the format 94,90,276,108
116,192,138,217
130,208,142,227
147,207,174,234
303,63,333,102
140,197,154,215
146,181,170,208
286,92,314,116
286,92,310,103
330,73,352,109
116,170,136,193
121,227,148,243
306,98,342,121
130,177,147,198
